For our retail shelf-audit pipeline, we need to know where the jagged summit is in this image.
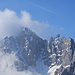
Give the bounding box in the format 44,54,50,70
0,27,75,75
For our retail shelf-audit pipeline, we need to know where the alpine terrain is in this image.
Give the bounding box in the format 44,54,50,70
0,27,75,75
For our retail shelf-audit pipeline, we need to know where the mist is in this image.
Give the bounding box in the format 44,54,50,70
0,50,41,75
0,9,49,39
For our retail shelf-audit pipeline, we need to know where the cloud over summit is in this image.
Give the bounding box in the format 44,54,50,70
0,9,42,75
0,9,49,39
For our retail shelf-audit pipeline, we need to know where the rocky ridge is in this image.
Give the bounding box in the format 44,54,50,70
0,27,75,75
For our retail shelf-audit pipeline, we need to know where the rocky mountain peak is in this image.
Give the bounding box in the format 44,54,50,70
0,27,75,75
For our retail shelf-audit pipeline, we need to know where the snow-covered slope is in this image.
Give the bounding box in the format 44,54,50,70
0,27,75,75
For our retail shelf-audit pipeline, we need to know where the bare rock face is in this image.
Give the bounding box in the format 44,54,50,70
0,28,75,75
48,36,75,75
0,27,45,67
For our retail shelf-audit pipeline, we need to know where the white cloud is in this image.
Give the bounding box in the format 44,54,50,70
0,50,41,75
0,9,49,39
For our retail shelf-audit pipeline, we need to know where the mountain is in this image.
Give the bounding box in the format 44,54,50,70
0,27,75,75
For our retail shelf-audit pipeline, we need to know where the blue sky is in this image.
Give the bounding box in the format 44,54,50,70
0,0,75,40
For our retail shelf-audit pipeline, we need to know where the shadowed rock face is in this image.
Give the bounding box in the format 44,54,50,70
61,62,75,75
0,28,75,75
0,27,45,66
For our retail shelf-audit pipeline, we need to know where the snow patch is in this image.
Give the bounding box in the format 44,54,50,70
48,65,61,75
